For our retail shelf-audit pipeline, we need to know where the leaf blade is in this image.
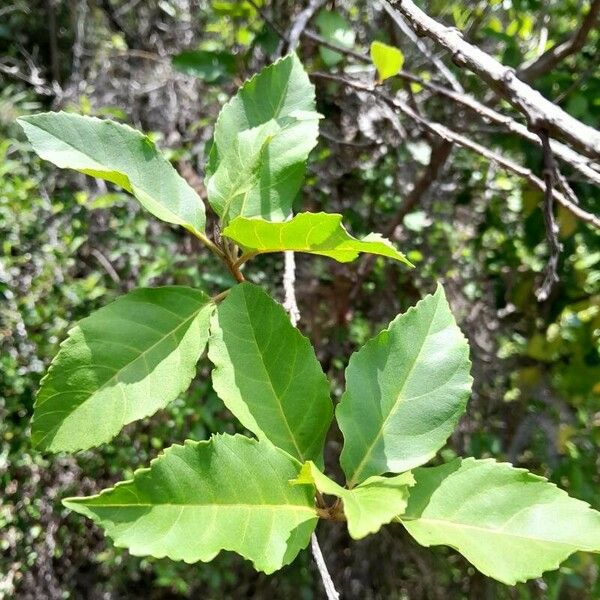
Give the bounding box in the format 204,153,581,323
18,112,205,234
63,434,318,573
208,283,333,464
337,285,472,485
370,41,404,81
292,462,414,539
205,54,319,224
399,458,600,584
222,212,412,266
33,287,214,452
315,10,356,66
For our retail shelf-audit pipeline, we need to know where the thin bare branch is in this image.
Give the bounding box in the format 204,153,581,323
387,0,600,159
351,140,453,299
301,27,600,187
310,533,341,600
277,5,340,596
536,132,562,301
517,0,600,81
382,0,464,92
286,0,327,52
312,72,600,229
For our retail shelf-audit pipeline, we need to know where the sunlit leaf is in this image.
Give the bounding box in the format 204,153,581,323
208,283,333,464
64,435,318,573
337,285,472,485
400,458,600,584
222,212,412,266
370,41,404,81
292,461,414,539
205,54,319,224
33,287,214,451
18,112,205,235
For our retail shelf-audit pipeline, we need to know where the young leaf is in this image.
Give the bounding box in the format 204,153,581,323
63,435,318,574
292,462,414,539
315,10,356,66
208,283,333,464
399,458,600,585
17,112,205,235
222,212,412,266
205,54,319,224
370,41,404,82
337,285,472,486
33,287,214,452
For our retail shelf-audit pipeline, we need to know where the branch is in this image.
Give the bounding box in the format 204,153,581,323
301,27,600,187
536,131,562,301
351,139,453,299
398,74,600,188
310,533,340,600
517,0,600,81
285,0,327,52
381,0,464,92
283,250,301,326
273,4,341,597
387,0,600,159
313,73,600,229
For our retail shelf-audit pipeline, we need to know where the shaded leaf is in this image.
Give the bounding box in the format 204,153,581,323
208,283,333,464
370,41,404,81
171,49,236,82
316,10,356,66
205,54,319,224
64,435,318,573
400,458,600,584
222,212,412,265
337,285,472,485
33,287,214,452
18,112,205,235
292,461,414,539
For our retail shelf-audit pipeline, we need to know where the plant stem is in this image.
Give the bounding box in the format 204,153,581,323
311,533,340,600
211,289,230,303
187,228,226,261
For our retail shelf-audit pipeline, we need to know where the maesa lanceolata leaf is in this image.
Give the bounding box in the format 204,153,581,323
63,435,318,574
33,287,214,452
292,461,414,539
399,458,600,584
208,282,333,465
17,112,206,235
370,41,405,82
337,284,472,485
222,212,412,266
205,53,320,224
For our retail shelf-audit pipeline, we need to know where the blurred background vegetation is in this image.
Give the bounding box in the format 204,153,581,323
1,0,599,598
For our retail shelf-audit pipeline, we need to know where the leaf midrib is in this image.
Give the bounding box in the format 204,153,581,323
34,298,211,446
402,516,596,550
71,501,315,511
241,291,304,461
348,293,441,486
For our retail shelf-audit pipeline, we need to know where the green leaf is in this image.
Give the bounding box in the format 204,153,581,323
205,54,319,224
292,462,414,539
370,41,404,81
208,283,333,464
171,50,236,82
17,112,205,235
222,212,413,266
399,458,600,584
33,287,214,452
63,434,318,574
315,10,356,66
337,285,472,486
